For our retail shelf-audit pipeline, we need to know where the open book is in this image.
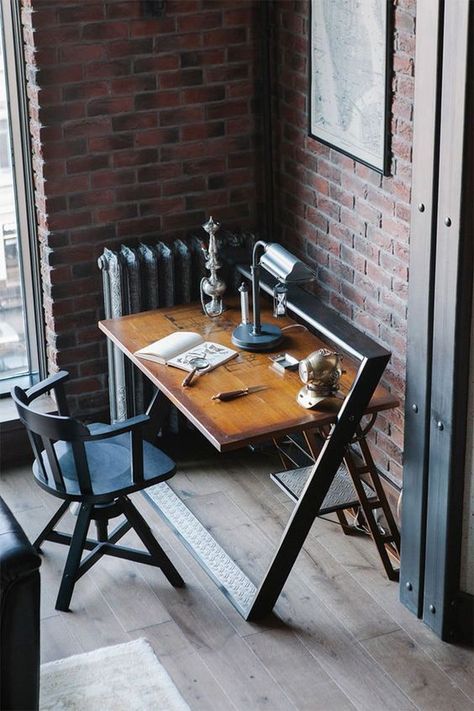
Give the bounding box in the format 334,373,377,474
134,331,238,373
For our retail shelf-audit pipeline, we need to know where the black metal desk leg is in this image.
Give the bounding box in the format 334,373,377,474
246,354,389,620
145,388,172,440
247,431,351,620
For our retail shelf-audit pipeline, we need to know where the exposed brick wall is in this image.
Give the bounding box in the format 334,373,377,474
272,1,415,485
22,0,262,416
21,0,413,483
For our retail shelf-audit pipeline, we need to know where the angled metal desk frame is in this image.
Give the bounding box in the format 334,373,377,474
244,280,391,619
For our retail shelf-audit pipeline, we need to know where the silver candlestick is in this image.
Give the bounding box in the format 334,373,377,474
200,216,226,318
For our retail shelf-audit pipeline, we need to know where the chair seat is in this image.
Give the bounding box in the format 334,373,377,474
33,423,176,501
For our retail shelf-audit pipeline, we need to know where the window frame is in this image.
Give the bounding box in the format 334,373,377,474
0,0,46,395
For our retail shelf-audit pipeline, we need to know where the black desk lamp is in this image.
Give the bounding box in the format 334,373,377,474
232,240,315,351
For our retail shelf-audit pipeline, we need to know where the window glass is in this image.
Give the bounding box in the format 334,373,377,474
0,21,29,384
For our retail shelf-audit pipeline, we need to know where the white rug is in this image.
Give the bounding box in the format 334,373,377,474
40,638,190,711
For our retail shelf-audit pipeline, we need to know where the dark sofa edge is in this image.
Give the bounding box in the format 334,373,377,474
0,497,41,711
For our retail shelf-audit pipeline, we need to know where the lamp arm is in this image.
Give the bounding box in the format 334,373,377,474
251,240,268,335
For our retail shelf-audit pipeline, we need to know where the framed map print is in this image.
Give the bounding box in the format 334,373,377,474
309,0,391,175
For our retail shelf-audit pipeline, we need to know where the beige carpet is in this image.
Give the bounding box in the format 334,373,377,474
40,638,190,711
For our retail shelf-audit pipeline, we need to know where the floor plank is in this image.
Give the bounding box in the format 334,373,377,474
362,629,474,711
92,554,172,632
40,614,84,664
246,628,357,711
59,579,130,653
131,621,238,711
274,575,417,711
2,444,474,711
310,516,474,701
151,569,297,710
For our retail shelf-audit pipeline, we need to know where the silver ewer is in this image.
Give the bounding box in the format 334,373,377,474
200,216,226,318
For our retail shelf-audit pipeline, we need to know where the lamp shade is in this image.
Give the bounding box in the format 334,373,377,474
259,244,314,283
232,240,314,352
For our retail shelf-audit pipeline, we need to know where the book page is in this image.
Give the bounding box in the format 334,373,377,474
167,341,238,372
135,331,203,364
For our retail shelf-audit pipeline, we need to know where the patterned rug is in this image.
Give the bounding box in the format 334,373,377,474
40,638,190,710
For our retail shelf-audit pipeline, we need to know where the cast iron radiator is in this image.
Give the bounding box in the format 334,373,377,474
98,232,255,424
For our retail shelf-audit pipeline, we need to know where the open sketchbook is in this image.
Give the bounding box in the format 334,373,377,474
134,331,238,373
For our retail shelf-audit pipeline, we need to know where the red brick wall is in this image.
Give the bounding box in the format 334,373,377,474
272,1,415,485
22,0,261,415
21,0,413,483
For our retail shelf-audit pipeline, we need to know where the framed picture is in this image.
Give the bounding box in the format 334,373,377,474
309,0,391,175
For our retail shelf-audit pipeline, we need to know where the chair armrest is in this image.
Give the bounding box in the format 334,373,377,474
26,370,70,416
26,371,69,401
84,414,150,441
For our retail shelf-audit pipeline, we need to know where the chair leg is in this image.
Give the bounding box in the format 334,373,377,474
33,500,70,552
95,519,108,542
120,495,184,588
55,503,93,612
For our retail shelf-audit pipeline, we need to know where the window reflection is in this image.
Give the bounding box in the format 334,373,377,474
0,23,28,381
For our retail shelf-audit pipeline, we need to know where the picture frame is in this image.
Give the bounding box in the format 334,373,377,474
308,0,392,175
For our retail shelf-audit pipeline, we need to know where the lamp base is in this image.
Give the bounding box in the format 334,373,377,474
232,323,283,352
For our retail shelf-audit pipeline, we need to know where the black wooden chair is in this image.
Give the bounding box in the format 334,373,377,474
12,370,184,612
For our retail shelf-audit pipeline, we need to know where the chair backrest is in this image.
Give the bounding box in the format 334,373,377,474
11,372,93,496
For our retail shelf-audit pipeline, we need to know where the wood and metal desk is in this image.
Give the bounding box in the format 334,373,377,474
99,296,399,620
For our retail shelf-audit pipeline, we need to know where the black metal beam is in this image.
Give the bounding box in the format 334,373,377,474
400,0,444,618
422,0,474,640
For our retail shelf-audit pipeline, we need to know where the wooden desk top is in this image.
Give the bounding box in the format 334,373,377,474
99,300,398,452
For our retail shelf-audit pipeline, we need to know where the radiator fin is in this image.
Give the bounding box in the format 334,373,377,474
99,232,255,426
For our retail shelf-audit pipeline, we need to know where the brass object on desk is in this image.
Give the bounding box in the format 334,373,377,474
297,349,343,409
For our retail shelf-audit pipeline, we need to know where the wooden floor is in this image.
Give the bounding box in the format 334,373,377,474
2,437,474,711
